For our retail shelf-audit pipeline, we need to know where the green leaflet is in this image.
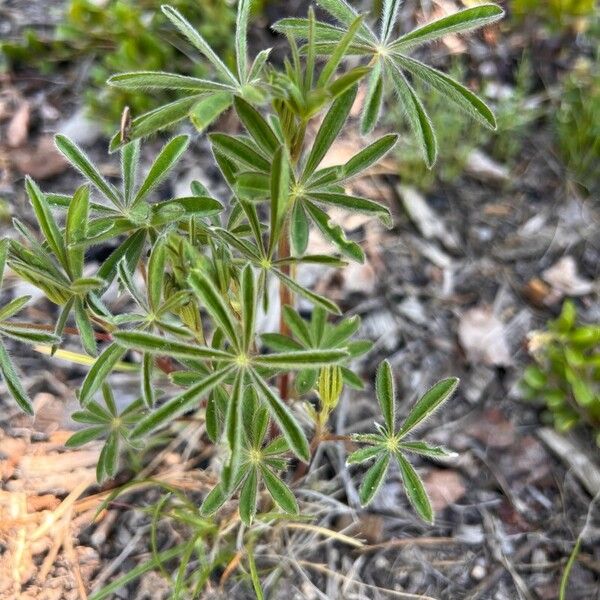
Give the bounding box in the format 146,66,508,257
189,92,233,133
391,4,504,51
389,64,437,167
395,452,433,523
209,133,271,172
0,340,33,414
108,71,234,92
80,343,127,405
260,465,298,514
375,360,395,433
188,270,240,349
241,264,256,353
358,453,389,506
133,135,190,205
360,62,383,135
249,369,310,462
398,377,459,438
109,96,202,151
161,5,238,87
394,55,496,129
55,136,122,206
253,348,349,370
113,331,234,362
302,85,357,180
268,146,291,256
131,365,235,438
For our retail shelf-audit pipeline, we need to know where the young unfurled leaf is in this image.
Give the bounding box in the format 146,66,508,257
390,65,437,167
260,465,298,514
375,360,395,433
398,377,459,438
358,453,389,506
391,4,504,51
250,369,310,462
131,365,235,439
302,85,357,180
380,0,402,43
395,452,433,523
0,341,33,414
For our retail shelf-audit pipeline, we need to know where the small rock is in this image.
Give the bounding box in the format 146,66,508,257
423,469,466,511
465,149,510,184
11,135,67,179
458,305,512,367
57,107,103,147
7,101,30,148
542,255,594,298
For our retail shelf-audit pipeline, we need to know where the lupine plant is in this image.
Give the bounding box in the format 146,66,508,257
1,0,502,594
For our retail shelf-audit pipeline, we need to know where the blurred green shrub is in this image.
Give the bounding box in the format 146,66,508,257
512,0,596,31
1,0,237,129
522,301,600,446
555,58,600,196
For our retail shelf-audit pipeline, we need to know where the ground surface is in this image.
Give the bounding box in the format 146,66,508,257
0,1,599,599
